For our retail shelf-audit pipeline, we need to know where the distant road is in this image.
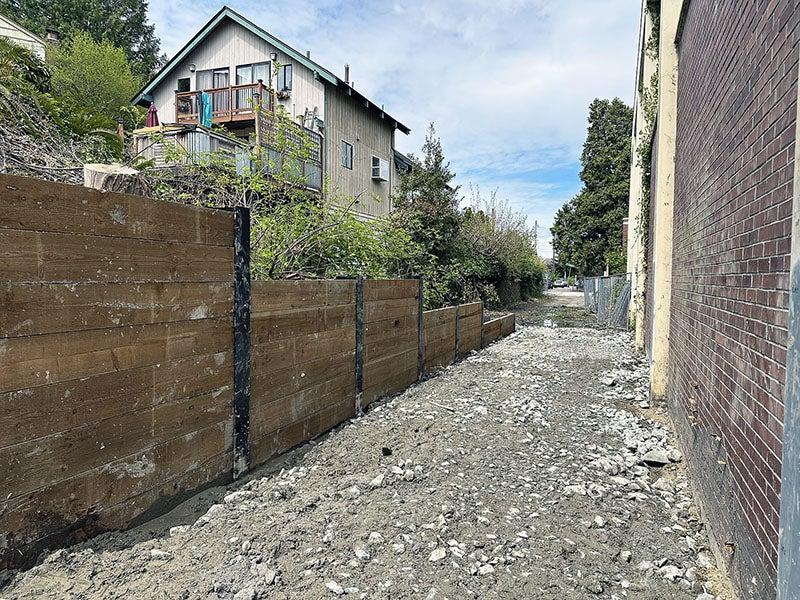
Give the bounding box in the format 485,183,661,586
542,287,584,307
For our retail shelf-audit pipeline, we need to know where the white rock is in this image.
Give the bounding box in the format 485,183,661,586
354,546,370,560
697,552,714,568
233,589,256,600
641,449,670,466
658,565,683,581
478,564,496,575
169,525,189,537
620,550,632,562
652,478,675,493
326,580,345,596
429,547,446,562
224,490,254,504
368,532,384,545
593,516,606,528
149,549,171,560
369,473,385,488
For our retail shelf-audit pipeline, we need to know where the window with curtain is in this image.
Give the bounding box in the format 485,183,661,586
196,67,229,90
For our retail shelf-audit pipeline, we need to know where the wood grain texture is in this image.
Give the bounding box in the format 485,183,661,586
0,317,232,393
1,387,232,497
0,351,232,449
251,397,354,465
0,174,233,246
251,279,354,313
251,305,355,341
1,282,232,338
482,318,503,347
0,229,233,284
0,423,231,565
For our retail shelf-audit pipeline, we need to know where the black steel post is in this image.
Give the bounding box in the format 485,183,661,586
232,206,251,479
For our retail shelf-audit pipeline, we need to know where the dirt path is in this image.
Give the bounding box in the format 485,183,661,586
1,317,729,600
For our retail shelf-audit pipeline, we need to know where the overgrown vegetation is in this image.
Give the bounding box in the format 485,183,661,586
635,2,660,270
0,0,164,77
1,37,543,309
550,98,633,276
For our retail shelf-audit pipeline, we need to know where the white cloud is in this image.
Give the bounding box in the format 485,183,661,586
148,0,639,257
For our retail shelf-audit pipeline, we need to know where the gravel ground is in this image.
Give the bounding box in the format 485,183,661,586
1,313,731,600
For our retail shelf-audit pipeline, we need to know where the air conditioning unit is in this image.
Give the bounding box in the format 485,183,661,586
371,156,389,181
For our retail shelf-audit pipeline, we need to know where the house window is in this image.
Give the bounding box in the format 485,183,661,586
196,67,229,90
341,140,353,169
177,77,190,92
277,64,292,91
236,62,270,86
371,156,389,181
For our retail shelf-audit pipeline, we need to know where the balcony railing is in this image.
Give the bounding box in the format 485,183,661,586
175,81,273,124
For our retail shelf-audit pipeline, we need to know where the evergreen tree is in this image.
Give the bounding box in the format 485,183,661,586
1,0,164,77
551,98,633,276
392,124,462,262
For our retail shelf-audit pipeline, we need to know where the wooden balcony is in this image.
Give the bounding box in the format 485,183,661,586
175,81,273,124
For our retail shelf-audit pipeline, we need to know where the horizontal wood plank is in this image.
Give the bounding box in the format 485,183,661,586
251,305,355,341
1,388,232,498
251,280,354,313
252,327,354,376
251,400,353,466
364,297,418,323
0,174,233,246
424,307,457,328
251,350,354,406
251,371,354,438
0,317,232,393
482,319,503,346
0,351,232,449
458,302,482,317
1,229,233,284
1,423,230,560
1,282,232,338
363,279,419,301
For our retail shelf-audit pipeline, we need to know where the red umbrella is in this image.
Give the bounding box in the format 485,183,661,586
146,102,159,127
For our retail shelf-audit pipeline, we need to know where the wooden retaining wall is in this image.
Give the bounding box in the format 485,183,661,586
249,280,357,465
0,175,236,567
423,306,457,372
362,279,420,406
0,174,518,567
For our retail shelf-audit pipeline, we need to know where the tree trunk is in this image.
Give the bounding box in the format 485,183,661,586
83,163,149,196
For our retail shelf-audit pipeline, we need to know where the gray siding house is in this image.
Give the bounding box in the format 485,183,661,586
132,6,411,219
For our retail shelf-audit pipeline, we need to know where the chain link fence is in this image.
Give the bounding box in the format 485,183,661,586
583,274,631,329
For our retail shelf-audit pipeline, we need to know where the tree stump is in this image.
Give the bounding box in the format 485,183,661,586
83,163,149,196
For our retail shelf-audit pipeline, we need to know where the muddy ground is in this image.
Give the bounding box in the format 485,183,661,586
1,297,730,600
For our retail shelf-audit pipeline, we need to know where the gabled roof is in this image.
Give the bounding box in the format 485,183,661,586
132,6,410,134
0,12,46,46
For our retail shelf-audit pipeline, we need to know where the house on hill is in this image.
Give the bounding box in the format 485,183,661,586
0,13,46,59
132,6,411,219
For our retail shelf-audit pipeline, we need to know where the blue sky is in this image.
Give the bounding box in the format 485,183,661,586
148,0,640,257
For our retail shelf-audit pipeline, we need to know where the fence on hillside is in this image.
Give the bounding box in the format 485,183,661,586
583,274,631,329
0,174,516,568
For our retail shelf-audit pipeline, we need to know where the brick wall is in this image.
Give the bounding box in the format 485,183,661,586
669,1,799,597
